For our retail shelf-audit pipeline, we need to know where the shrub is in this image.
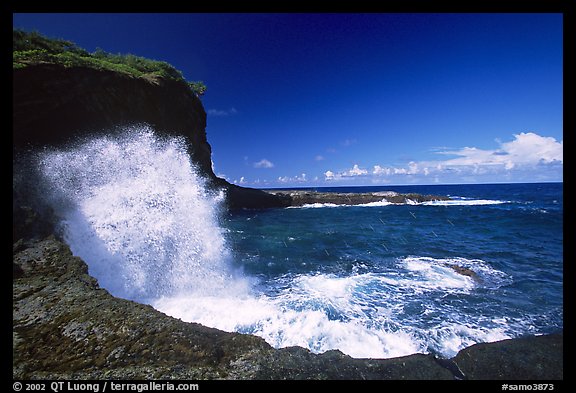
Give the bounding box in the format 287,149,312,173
13,29,206,96
188,81,207,97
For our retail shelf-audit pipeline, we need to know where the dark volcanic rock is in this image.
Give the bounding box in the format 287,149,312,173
13,65,212,178
447,264,481,282
13,237,268,379
453,334,563,380
216,182,292,210
265,190,450,207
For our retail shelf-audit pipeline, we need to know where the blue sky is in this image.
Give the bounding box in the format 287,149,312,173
13,13,563,187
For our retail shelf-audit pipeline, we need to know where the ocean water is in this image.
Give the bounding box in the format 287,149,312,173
37,129,563,359
212,183,563,358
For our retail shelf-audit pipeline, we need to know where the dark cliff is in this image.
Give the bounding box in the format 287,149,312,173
14,64,212,174
13,63,286,210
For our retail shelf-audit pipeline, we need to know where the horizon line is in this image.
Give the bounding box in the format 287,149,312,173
255,180,563,190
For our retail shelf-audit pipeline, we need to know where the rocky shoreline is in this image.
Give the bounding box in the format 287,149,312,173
264,189,451,207
13,236,562,380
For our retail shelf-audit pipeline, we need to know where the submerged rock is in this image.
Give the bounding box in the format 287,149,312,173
447,264,481,282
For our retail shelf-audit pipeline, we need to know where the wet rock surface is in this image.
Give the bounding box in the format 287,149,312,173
13,236,562,380
452,333,563,380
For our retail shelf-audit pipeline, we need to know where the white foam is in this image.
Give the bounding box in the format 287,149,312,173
38,127,248,301
154,256,514,359
400,258,475,292
288,197,507,208
292,202,341,208
153,287,425,359
290,200,395,208
399,256,513,290
36,128,521,360
357,199,394,207
424,323,512,357
421,199,508,206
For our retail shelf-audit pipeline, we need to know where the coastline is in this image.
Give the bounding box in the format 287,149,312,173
260,189,451,208
13,236,563,380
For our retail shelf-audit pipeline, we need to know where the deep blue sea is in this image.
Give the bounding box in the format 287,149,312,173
39,130,563,359
218,183,563,358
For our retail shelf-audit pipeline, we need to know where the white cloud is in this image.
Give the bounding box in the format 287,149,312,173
437,132,562,168
373,164,418,176
328,132,562,184
207,107,238,117
376,132,561,183
500,132,563,164
253,159,275,168
373,165,391,176
278,173,307,184
407,161,419,174
346,164,368,176
315,155,325,161
324,164,368,181
437,146,496,166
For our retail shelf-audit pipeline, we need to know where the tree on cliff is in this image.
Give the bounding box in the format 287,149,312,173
188,81,207,97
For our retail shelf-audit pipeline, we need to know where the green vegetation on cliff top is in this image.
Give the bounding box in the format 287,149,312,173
13,29,206,97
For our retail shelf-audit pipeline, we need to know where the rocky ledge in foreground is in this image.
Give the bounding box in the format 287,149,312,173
13,237,562,380
264,190,451,207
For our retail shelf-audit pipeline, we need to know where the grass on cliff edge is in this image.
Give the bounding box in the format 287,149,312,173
13,29,207,97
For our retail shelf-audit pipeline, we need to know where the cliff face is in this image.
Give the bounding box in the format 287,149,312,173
12,64,286,210
14,64,213,178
